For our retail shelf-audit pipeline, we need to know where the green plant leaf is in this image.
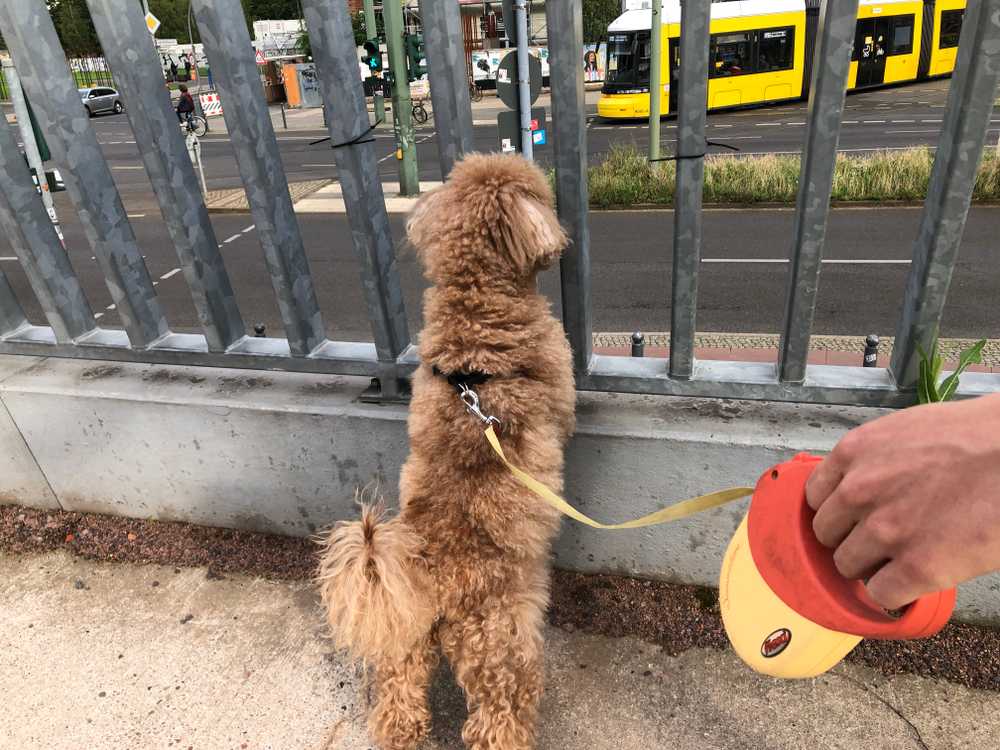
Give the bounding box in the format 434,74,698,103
917,342,939,404
939,339,986,401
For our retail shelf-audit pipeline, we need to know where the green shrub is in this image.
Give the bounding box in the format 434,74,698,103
582,145,1000,207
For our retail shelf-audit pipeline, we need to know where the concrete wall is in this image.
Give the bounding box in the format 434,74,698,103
1,354,997,624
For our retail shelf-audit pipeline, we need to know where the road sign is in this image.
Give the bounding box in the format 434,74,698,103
145,11,161,35
495,51,542,111
255,49,266,65
497,107,546,155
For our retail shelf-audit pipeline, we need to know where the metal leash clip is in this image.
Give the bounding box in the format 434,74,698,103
458,384,502,429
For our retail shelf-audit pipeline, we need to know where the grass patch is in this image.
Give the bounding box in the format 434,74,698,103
584,144,1000,207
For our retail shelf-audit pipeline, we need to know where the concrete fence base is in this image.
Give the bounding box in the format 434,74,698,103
2,353,997,624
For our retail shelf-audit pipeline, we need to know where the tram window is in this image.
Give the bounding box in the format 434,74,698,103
757,27,795,72
710,32,752,77
940,9,964,49
889,15,914,55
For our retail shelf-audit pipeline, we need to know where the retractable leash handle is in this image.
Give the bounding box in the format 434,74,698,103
747,454,956,640
720,453,955,679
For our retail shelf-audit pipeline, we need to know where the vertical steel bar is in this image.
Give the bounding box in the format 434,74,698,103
545,0,592,373
0,269,28,338
301,0,410,363
0,119,96,342
419,0,474,177
0,1,169,348
777,0,860,383
891,0,1000,389
2,59,63,246
669,0,711,380
191,0,325,356
647,0,663,160
87,0,246,353
514,0,533,159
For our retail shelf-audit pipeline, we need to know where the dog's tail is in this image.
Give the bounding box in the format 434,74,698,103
317,501,435,664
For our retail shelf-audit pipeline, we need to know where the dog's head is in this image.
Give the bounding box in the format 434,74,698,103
406,153,567,284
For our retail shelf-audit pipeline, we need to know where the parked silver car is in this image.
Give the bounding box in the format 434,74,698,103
78,87,124,116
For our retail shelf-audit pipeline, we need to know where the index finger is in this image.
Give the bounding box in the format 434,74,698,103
805,449,847,512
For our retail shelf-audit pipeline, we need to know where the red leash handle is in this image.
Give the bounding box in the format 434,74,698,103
747,454,955,640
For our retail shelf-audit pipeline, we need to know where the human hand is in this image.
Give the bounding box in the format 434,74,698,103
805,394,1000,610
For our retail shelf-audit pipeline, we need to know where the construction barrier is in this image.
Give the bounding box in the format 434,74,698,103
198,92,223,117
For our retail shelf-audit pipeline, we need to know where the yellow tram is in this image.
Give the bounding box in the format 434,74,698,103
597,0,967,119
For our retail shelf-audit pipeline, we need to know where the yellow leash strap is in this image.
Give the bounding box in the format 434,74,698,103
484,425,754,530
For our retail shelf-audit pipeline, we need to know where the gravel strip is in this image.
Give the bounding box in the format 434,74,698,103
204,178,333,213
594,332,1000,366
3,504,998,691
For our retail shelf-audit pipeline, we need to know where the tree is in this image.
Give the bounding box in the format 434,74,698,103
582,0,621,44
48,0,101,55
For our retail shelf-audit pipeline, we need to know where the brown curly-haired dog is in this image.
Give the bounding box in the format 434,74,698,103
318,153,575,750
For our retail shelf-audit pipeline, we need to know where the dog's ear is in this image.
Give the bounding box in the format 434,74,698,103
490,193,567,275
406,186,445,257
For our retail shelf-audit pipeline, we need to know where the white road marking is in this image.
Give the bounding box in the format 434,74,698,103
842,120,859,124
0,257,17,261
862,120,886,124
893,119,915,123
160,268,182,280
303,163,337,167
223,234,241,243
127,213,146,218
94,312,104,320
921,119,943,123
754,122,783,126
887,129,938,134
112,166,143,170
701,258,911,264
106,304,116,311
786,121,806,126
241,224,255,233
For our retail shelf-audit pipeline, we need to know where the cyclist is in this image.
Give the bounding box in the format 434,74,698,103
176,84,195,125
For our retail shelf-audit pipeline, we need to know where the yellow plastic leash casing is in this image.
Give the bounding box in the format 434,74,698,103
719,516,862,679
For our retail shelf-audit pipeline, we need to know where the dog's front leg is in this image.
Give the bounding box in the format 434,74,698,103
369,631,440,750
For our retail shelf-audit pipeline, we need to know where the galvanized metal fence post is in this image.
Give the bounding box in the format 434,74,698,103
890,0,1000,389
419,0,474,177
0,121,96,343
777,0,860,383
300,0,411,379
87,0,246,353
191,0,326,357
545,0,593,375
0,0,169,349
669,0,711,380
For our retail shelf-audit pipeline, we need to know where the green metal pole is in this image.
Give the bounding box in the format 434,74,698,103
362,0,385,125
384,0,420,196
647,0,663,161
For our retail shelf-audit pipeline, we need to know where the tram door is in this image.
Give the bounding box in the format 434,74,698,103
855,17,889,87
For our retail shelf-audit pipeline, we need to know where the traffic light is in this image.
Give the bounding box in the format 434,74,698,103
404,33,426,82
361,39,382,73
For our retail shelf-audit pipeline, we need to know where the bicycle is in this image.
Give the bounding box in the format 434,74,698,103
411,98,429,125
469,78,483,103
180,111,209,138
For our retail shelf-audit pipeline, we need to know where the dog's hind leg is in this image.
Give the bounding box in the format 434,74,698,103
439,565,549,750
369,629,439,750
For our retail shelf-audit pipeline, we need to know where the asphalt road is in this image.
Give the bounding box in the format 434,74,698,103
2,79,996,344
59,79,1000,200
2,202,997,342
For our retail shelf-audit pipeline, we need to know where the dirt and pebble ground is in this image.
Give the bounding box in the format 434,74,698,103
3,503,999,693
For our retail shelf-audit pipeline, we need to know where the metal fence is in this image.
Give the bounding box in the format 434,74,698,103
0,0,997,408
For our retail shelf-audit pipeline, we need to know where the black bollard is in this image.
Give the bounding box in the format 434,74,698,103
863,334,879,367
631,331,645,358
253,324,266,338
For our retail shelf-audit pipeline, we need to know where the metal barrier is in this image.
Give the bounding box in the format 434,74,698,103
0,0,997,409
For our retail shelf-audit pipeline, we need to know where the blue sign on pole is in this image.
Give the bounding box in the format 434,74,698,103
532,128,547,146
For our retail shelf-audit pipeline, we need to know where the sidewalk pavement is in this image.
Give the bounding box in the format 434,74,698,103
2,548,997,750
